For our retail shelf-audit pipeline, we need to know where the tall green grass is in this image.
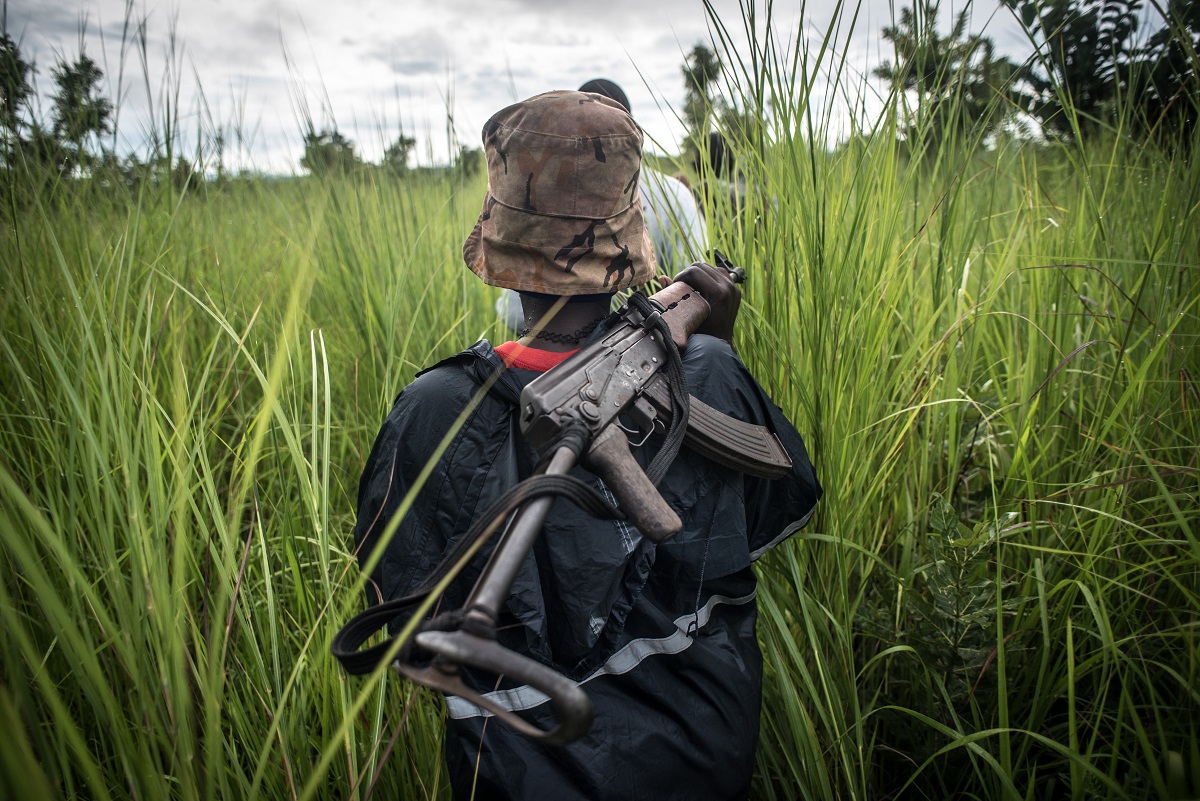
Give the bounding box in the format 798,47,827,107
2,1,1198,799
705,5,1200,798
0,169,493,799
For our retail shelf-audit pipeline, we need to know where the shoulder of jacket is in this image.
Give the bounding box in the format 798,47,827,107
403,339,523,408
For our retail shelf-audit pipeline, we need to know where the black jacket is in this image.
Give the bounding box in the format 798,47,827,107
355,335,821,800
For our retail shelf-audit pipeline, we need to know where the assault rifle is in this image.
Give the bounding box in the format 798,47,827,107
332,255,792,745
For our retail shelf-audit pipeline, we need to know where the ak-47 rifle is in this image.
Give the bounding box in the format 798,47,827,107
332,253,791,746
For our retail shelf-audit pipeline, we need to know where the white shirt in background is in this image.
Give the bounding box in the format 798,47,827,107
639,168,707,273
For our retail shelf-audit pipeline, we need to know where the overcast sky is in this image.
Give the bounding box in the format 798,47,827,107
7,0,1034,173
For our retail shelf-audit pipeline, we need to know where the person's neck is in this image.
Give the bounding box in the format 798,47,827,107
518,296,610,352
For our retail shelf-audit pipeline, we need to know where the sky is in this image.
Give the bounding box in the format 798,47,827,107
7,0,1036,174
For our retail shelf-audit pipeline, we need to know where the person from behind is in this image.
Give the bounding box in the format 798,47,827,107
354,90,821,800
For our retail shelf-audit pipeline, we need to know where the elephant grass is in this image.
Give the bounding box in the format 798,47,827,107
2,3,1199,799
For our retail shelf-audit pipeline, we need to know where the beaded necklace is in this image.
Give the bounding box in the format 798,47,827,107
517,319,600,346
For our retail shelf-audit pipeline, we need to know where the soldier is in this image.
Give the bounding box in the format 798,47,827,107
353,90,821,800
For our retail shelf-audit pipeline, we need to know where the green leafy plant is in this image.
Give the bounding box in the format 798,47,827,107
903,495,1021,708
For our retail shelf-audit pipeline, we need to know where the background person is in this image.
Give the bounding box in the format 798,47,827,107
578,78,709,273
693,130,748,219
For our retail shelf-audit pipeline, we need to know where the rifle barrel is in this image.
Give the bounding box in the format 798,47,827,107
464,445,578,624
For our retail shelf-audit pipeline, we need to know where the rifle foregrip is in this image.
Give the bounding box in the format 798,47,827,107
582,425,682,542
649,281,711,350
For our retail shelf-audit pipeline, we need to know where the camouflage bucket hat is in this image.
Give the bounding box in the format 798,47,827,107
463,90,657,295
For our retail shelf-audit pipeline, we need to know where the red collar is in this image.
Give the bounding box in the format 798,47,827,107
494,341,578,372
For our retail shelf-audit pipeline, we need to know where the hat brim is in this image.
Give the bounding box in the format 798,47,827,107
463,192,657,295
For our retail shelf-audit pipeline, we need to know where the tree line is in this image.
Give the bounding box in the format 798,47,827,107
3,0,1196,192
680,0,1198,154
0,27,208,192
297,127,482,180
0,24,460,186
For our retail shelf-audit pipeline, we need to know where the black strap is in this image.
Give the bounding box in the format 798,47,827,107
331,471,625,675
627,293,690,486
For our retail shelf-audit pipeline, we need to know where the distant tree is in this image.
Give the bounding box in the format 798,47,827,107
212,130,227,185
0,32,32,136
874,2,1019,143
1003,0,1145,139
300,128,361,176
383,133,416,175
717,105,758,149
1127,0,1199,145
455,144,483,178
22,122,67,173
94,151,142,192
682,43,723,145
172,156,200,191
144,153,200,192
50,52,113,171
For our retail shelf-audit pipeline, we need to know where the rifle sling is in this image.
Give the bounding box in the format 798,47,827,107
331,472,624,676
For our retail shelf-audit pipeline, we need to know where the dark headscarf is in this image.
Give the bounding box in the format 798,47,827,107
578,78,631,115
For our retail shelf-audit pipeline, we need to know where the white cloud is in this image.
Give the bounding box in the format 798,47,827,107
9,0,1034,172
